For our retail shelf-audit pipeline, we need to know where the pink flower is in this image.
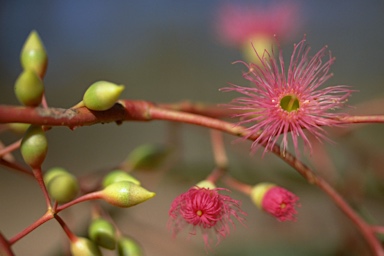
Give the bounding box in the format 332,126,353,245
251,183,299,222
215,2,300,47
168,186,246,248
221,37,353,155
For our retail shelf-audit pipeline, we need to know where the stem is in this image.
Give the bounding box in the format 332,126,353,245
56,191,102,213
9,210,53,245
54,214,77,242
0,159,34,177
0,139,21,158
0,232,14,256
210,130,228,169
32,167,52,209
224,175,252,195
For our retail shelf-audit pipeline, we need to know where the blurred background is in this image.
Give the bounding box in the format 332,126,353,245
1,1,384,255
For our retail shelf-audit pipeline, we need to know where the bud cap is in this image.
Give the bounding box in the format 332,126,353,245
83,81,124,111
20,30,48,78
101,181,155,208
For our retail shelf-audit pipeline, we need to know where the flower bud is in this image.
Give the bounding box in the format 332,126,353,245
117,237,143,256
70,237,102,256
20,125,47,168
250,183,299,221
241,35,273,64
101,181,155,208
46,172,79,204
102,170,141,188
88,218,116,250
83,81,125,111
14,69,44,107
43,167,69,185
195,180,216,189
20,30,48,78
125,144,170,171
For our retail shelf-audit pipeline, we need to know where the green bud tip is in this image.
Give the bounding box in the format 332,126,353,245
250,182,276,209
102,170,141,188
20,125,48,168
70,237,102,256
20,30,48,79
118,237,143,256
88,218,116,250
101,181,155,208
14,69,44,107
83,81,125,111
46,173,79,204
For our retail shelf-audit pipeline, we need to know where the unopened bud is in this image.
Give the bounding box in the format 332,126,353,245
20,30,48,78
117,237,143,256
46,172,79,204
242,35,273,65
20,125,47,168
14,69,44,106
88,218,116,250
7,123,30,134
101,181,155,208
70,237,102,256
102,170,141,188
126,144,170,171
83,81,124,111
44,167,69,185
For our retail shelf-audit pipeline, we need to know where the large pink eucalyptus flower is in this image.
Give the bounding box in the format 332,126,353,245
221,37,353,156
168,186,246,248
215,2,300,47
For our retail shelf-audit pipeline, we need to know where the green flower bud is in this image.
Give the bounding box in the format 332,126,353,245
101,181,155,208
70,237,102,256
7,123,30,134
117,237,143,256
102,170,141,188
14,69,44,107
88,218,116,250
46,173,79,204
20,30,48,78
20,125,47,168
83,81,125,111
43,167,69,185
126,144,170,171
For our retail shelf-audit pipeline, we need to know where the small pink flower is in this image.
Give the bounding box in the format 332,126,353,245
168,186,246,248
251,183,299,222
215,2,300,47
221,37,354,155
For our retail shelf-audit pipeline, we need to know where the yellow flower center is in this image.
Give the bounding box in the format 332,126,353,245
280,95,300,112
196,210,203,216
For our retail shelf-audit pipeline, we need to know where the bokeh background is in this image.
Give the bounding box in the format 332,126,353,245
1,1,384,255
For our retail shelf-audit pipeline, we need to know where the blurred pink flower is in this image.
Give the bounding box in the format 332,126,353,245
215,2,300,47
168,186,246,248
221,37,353,155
